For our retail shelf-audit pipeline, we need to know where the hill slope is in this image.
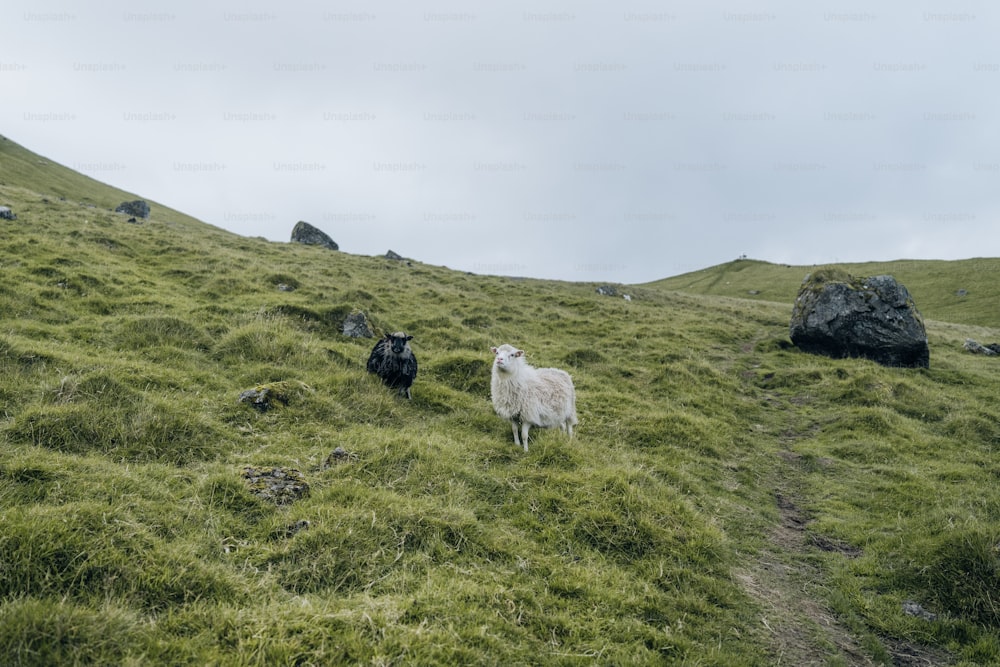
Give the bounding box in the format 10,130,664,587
0,133,229,240
649,257,1000,329
1,138,999,665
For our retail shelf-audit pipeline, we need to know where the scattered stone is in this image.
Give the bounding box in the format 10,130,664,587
748,290,760,295
0,206,16,220
239,381,311,412
789,269,930,368
323,446,355,468
126,216,140,224
623,294,632,302
290,220,338,250
595,285,620,297
115,200,150,219
284,519,311,537
902,600,937,622
277,283,295,292
964,339,1000,356
241,466,309,505
385,249,404,260
238,384,292,412
956,289,968,297
342,310,374,338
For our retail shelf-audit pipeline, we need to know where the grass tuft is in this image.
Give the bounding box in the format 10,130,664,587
913,527,1000,627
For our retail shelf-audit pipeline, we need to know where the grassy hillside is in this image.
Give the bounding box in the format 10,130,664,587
2,138,999,665
0,133,227,239
650,257,1000,329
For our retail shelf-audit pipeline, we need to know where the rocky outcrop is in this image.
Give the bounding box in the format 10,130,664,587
789,269,929,368
342,310,374,338
115,200,150,219
964,339,1000,356
290,221,338,250
595,284,632,301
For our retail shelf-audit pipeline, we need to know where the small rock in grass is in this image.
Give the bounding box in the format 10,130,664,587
242,466,309,505
902,600,937,621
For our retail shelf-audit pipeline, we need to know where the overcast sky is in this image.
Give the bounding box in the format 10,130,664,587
2,2,997,284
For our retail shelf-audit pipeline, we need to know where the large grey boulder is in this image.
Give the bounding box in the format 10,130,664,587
290,221,338,250
115,200,150,218
789,269,930,368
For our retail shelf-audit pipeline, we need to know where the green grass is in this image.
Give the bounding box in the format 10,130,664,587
2,135,1000,664
650,256,1000,328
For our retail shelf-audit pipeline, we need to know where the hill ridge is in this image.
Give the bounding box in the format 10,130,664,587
649,256,1000,328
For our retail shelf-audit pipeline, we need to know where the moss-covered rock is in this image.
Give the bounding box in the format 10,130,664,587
238,381,311,412
790,272,930,368
241,467,309,505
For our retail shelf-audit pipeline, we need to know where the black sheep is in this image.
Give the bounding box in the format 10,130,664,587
366,331,418,399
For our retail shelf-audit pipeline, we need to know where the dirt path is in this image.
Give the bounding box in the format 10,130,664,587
735,451,953,666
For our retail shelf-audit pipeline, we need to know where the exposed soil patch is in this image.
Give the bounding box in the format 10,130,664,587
884,638,953,666
809,533,862,558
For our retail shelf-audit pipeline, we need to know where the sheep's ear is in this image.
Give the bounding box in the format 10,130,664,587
405,335,413,341
514,349,524,357
490,347,498,354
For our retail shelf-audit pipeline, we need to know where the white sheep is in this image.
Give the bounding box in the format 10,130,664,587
490,344,578,452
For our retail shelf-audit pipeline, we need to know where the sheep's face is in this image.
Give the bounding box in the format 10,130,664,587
387,332,413,355
491,344,523,373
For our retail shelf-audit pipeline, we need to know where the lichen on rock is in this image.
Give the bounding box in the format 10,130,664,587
789,270,929,368
241,466,309,505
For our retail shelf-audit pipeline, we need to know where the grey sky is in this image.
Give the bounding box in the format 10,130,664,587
2,2,996,284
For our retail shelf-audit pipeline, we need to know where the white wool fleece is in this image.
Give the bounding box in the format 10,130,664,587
490,344,578,450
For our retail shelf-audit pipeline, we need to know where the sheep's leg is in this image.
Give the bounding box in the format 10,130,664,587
520,423,531,452
566,420,574,438
510,421,521,447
